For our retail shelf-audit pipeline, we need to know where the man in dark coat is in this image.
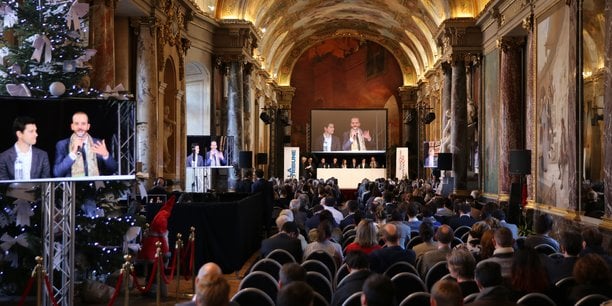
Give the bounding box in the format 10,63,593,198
369,223,416,274
331,251,372,306
252,168,274,236
260,221,303,261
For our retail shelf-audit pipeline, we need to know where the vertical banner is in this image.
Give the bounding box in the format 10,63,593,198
284,147,300,180
396,147,409,180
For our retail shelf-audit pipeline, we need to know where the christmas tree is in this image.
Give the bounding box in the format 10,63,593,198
0,0,96,97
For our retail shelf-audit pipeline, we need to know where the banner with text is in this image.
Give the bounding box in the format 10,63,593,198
396,147,409,180
284,147,300,180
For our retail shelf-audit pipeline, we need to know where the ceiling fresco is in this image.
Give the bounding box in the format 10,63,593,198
215,0,489,85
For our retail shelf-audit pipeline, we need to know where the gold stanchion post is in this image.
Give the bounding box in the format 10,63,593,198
175,233,183,303
123,254,132,306
34,256,43,306
155,241,162,306
189,226,196,292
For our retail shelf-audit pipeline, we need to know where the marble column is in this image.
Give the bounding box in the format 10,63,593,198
90,0,115,90
441,63,452,150
226,61,244,189
499,38,525,196
133,17,158,177
524,16,536,203
450,58,468,194
604,0,612,217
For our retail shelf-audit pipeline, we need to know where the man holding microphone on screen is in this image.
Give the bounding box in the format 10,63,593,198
342,117,372,151
204,141,226,166
53,111,117,177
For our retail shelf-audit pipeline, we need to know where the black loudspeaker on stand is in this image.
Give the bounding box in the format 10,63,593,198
437,153,453,170
508,150,531,224
239,151,252,168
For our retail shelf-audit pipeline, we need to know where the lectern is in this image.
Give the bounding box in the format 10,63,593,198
186,166,232,192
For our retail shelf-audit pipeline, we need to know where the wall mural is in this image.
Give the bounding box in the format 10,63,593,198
483,50,499,195
536,4,571,209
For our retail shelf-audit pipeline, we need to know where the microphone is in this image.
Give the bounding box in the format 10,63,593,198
76,145,82,156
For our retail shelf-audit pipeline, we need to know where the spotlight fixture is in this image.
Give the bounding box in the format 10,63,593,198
260,111,273,124
423,112,436,124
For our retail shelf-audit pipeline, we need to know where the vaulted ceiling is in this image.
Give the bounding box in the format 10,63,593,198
214,0,490,85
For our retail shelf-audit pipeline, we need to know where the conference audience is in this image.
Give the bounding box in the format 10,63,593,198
524,213,560,252
430,279,464,306
260,221,303,261
508,247,551,301
477,227,514,279
567,253,612,304
278,263,307,288
303,220,344,265
418,224,453,277
360,274,395,306
467,261,516,306
276,281,314,306
446,248,480,297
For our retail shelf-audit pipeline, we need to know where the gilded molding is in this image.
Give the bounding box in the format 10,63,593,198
498,37,526,52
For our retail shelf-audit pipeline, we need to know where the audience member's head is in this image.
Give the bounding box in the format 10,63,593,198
581,227,603,249
346,200,359,213
493,227,514,248
430,279,463,306
381,223,399,246
534,213,554,235
279,262,307,287
474,261,503,288
316,220,333,242
573,253,611,284
196,262,222,285
281,221,299,238
276,281,314,306
289,199,301,210
469,221,491,241
355,219,379,248
407,202,420,218
560,230,582,256
447,248,476,280
510,247,549,293
360,274,395,306
195,273,230,306
479,229,496,260
490,209,507,222
345,250,370,271
419,221,435,242
435,225,453,245
255,168,264,179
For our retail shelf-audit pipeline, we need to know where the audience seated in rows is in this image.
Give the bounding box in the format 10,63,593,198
430,279,463,306
260,221,304,262
412,221,438,259
303,220,344,266
545,230,582,284
466,261,516,306
276,281,314,306
448,201,477,230
360,273,396,306
447,247,480,297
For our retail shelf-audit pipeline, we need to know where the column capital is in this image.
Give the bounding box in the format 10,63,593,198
214,21,259,64
497,37,526,52
437,18,482,63
276,86,296,109
398,86,418,108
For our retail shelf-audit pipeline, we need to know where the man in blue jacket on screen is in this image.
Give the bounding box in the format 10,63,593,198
53,111,117,177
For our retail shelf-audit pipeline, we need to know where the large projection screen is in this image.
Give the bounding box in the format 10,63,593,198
310,109,387,153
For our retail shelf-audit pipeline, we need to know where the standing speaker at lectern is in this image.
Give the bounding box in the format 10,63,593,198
186,143,204,167
204,141,226,166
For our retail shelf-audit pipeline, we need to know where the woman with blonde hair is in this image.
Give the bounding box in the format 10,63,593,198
343,219,381,255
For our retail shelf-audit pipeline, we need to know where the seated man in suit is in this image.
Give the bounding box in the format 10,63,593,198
260,221,303,261
53,111,117,177
0,116,50,180
204,141,227,166
331,250,372,306
369,223,416,274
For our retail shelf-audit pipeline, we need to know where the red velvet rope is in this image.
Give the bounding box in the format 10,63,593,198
105,271,124,306
17,274,35,306
188,239,195,278
161,250,178,284
43,275,59,306
131,258,158,293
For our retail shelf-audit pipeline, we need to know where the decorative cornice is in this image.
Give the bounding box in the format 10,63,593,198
497,37,526,51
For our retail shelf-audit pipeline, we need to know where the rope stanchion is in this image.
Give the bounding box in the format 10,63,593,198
43,274,59,306
189,227,196,292
36,256,43,306
16,256,39,306
123,255,132,306
175,233,183,303
105,270,123,306
156,241,162,306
